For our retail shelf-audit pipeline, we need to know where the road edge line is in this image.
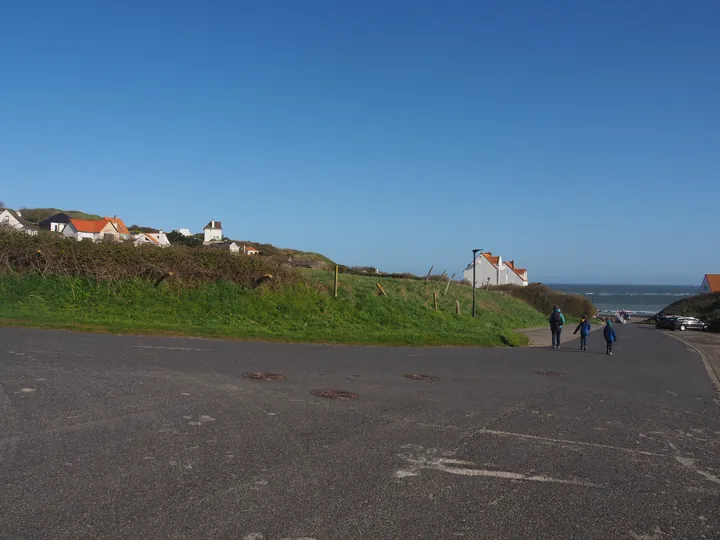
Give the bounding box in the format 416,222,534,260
662,332,720,394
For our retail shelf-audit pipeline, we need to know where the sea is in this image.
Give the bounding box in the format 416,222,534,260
547,284,698,316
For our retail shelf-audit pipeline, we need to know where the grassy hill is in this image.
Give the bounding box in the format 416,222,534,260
12,208,102,222
0,229,547,346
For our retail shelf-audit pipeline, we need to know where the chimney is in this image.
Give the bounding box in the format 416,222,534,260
497,255,502,267
211,220,215,228
509,260,514,267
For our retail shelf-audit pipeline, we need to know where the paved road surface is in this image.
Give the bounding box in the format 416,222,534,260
1,325,719,540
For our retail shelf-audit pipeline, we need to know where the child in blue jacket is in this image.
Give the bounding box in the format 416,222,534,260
603,319,617,355
573,314,592,351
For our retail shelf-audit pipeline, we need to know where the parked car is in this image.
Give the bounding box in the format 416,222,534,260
656,316,709,331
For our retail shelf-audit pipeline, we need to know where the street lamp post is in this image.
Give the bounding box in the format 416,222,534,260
472,249,482,318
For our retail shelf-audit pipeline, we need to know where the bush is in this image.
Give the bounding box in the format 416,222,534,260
486,283,596,319
0,229,293,288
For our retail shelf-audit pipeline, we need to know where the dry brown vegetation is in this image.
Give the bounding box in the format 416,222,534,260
0,229,292,288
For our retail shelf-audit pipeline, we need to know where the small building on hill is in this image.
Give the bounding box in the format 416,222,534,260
241,244,259,256
38,212,73,233
206,241,239,254
103,216,131,240
0,209,38,235
203,220,222,244
463,251,529,287
134,231,171,248
700,274,720,294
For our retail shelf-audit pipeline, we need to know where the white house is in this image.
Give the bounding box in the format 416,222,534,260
203,220,222,244
463,252,529,287
206,241,240,254
174,228,192,236
134,231,171,248
63,218,119,242
0,210,38,235
241,244,259,256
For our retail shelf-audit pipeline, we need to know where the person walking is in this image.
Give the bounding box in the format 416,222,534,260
549,305,565,350
574,314,592,351
603,319,617,355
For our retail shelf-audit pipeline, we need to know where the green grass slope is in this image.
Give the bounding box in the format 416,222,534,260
16,208,102,222
0,272,546,347
0,229,551,346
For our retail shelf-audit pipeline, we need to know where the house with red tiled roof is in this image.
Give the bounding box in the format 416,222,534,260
463,251,529,287
241,244,259,256
63,218,119,242
103,216,131,238
700,274,720,294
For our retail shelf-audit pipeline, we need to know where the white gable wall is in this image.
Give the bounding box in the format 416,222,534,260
700,276,711,294
0,210,22,230
463,256,503,287
204,228,222,243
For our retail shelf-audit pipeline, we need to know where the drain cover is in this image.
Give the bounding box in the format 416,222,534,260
403,374,440,382
535,370,564,377
242,372,286,381
310,389,359,400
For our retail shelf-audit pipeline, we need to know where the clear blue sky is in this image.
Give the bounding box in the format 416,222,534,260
1,0,718,285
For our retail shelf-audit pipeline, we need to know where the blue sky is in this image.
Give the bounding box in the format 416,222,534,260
1,0,718,285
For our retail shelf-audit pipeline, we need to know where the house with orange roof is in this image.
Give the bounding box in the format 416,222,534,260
103,216,131,239
700,274,720,294
63,218,119,242
241,244,259,256
463,251,529,287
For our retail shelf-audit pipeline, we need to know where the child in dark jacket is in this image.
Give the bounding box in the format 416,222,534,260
574,315,592,351
603,320,617,355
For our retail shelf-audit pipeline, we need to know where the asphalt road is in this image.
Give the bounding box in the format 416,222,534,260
1,325,719,540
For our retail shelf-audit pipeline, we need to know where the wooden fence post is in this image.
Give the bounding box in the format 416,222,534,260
455,298,461,315
376,283,388,296
334,265,339,298
425,266,434,280
443,273,456,296
433,292,438,311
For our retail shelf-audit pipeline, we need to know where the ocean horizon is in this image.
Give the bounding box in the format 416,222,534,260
546,283,699,315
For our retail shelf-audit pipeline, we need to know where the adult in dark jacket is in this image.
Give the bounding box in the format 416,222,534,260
574,314,592,351
603,319,617,355
549,305,565,350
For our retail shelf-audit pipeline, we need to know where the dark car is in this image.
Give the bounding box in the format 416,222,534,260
656,315,709,331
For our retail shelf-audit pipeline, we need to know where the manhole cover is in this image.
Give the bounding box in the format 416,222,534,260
403,374,441,382
242,372,286,381
310,389,359,400
535,370,565,377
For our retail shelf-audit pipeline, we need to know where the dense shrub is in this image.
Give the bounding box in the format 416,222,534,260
658,293,720,332
0,229,293,288
486,283,596,319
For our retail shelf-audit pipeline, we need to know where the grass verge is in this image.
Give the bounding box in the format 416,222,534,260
0,273,547,347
